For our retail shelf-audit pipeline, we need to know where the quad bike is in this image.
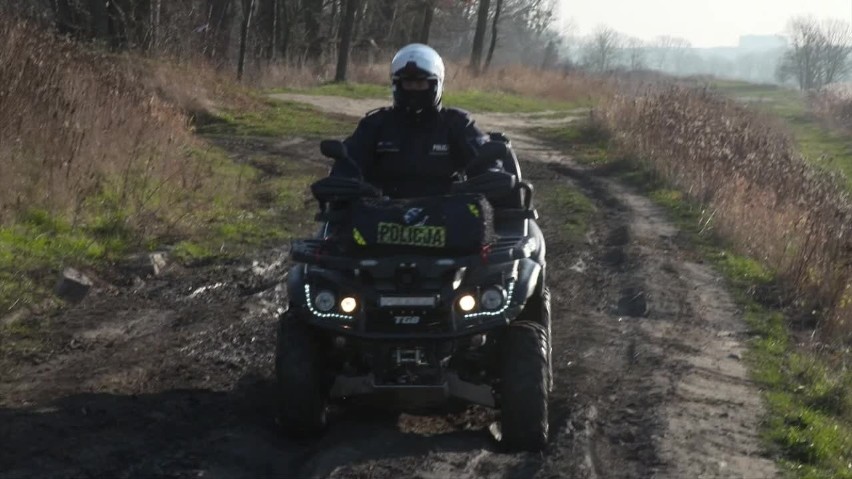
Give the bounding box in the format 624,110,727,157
275,135,551,451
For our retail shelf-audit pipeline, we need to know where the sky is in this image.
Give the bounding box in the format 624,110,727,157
556,0,852,48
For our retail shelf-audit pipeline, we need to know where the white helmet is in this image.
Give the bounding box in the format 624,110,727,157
390,43,445,113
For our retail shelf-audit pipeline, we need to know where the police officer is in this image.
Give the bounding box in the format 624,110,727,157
332,43,496,198
331,42,545,266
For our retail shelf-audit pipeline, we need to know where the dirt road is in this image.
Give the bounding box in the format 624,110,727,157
0,95,777,478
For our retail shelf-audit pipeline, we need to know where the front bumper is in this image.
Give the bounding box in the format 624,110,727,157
328,371,496,407
299,301,521,340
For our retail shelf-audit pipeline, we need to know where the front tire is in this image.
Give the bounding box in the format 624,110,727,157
499,320,550,451
275,310,328,437
520,285,553,391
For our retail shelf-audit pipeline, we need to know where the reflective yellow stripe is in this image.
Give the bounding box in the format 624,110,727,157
468,203,480,218
353,228,367,246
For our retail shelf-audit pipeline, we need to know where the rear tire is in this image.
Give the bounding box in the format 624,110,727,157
499,320,550,451
274,310,328,438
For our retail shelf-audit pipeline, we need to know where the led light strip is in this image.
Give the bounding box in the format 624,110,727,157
304,284,354,320
464,280,516,319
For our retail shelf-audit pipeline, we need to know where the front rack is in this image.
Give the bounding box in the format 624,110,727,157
290,235,535,276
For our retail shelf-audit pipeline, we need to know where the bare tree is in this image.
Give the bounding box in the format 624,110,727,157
777,17,852,90
205,0,235,66
237,0,255,80
582,26,621,72
335,0,359,82
149,0,162,51
541,38,558,69
668,37,692,72
364,0,396,49
302,0,323,62
624,37,645,70
503,0,553,36
8,0,561,76
469,0,491,74
816,19,852,87
417,0,436,44
647,35,691,72
253,0,278,61
483,0,503,71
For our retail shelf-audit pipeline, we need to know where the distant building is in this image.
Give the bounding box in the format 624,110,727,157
738,35,787,51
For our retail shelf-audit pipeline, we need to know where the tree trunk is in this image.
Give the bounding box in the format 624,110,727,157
149,0,161,52
483,0,502,71
107,0,132,49
386,1,400,47
541,40,557,70
334,0,358,82
237,0,255,81
302,0,323,62
329,0,340,41
254,0,277,62
417,0,435,44
279,0,291,62
366,0,395,49
206,0,234,66
269,0,278,61
469,0,490,74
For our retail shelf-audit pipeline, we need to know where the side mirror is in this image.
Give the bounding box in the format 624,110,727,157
320,139,347,160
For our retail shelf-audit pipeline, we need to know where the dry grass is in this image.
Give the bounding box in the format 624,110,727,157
0,19,259,239
0,19,184,226
132,57,261,121
602,86,852,340
811,87,852,132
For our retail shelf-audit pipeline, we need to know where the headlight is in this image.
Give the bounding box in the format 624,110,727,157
481,286,506,310
458,294,476,312
340,296,358,313
314,290,336,312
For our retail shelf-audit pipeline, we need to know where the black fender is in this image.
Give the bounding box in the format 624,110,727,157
286,263,307,307
514,258,543,308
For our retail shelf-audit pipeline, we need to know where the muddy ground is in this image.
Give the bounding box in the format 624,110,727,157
0,97,777,478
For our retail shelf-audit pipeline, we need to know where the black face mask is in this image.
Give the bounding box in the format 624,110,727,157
399,89,435,113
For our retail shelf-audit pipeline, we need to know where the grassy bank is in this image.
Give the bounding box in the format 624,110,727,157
274,81,592,113
600,85,851,340
0,20,340,313
196,98,351,138
647,179,852,479
707,79,852,189
533,119,852,478
652,179,852,479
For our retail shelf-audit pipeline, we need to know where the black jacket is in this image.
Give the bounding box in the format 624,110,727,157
334,107,494,198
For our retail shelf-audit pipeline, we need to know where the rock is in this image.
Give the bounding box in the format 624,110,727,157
120,252,169,278
150,252,168,276
54,268,92,303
